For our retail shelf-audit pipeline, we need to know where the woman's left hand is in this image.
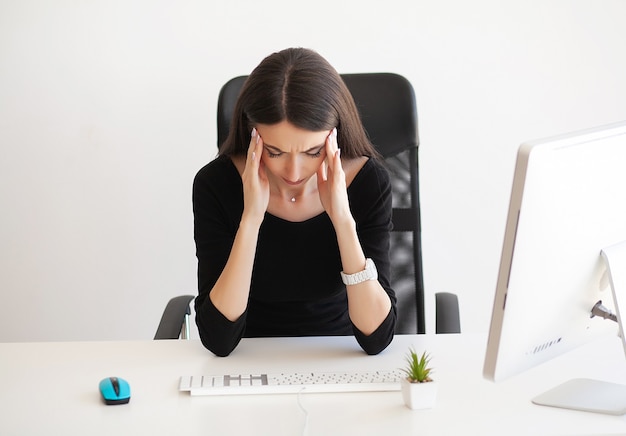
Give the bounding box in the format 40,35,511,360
317,128,351,225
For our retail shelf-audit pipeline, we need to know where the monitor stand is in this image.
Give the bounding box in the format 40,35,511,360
532,240,626,415
601,240,626,356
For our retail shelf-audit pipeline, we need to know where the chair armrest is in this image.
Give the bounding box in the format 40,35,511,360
435,292,461,334
154,295,195,340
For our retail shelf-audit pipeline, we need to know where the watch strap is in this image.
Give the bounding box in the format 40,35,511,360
340,258,378,286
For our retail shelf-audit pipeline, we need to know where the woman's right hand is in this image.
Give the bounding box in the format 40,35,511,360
207,128,268,325
241,128,270,225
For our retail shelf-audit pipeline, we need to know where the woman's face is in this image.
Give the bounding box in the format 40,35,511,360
256,121,331,188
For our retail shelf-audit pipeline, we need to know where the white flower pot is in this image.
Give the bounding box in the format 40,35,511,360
401,377,438,410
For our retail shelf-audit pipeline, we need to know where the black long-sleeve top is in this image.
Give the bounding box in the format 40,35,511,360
192,155,397,356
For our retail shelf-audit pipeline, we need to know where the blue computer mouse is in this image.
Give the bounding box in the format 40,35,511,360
99,377,131,405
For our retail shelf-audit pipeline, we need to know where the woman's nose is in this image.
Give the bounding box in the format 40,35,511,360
285,157,301,181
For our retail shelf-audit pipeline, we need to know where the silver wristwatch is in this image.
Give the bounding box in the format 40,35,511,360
340,258,378,286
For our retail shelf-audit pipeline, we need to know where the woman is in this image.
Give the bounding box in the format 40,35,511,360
193,48,396,356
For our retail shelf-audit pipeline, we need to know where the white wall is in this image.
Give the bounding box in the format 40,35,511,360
1,0,625,342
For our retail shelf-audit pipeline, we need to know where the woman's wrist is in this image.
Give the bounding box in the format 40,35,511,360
240,211,264,230
331,212,356,233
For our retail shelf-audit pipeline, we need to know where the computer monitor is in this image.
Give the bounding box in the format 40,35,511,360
483,120,626,414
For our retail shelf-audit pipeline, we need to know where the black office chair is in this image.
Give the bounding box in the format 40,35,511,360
154,294,194,339
155,73,460,339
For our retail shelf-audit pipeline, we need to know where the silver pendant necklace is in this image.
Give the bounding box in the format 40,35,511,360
290,197,296,203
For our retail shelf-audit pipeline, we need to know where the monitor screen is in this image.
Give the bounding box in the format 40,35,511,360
483,120,626,412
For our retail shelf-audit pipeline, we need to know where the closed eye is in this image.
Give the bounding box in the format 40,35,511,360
264,146,283,158
305,146,324,158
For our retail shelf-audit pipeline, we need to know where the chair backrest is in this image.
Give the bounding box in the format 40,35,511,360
216,73,425,334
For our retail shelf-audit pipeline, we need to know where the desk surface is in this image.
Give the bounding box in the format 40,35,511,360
1,333,625,436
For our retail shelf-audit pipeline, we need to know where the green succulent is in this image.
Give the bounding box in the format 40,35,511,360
402,348,433,383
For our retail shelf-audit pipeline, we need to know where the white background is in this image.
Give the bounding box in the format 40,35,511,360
1,0,625,342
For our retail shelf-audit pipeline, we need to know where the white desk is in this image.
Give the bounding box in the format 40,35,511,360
1,333,625,435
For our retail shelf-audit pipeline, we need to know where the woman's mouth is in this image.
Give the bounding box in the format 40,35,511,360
283,178,304,186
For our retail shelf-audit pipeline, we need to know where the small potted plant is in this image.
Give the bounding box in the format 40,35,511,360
400,348,437,410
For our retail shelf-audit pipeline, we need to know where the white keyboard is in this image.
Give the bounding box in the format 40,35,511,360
179,369,403,396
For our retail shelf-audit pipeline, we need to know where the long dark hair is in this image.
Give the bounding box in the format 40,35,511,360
219,48,379,160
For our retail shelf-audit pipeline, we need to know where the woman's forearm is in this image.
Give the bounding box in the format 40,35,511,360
208,217,261,321
333,217,392,335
